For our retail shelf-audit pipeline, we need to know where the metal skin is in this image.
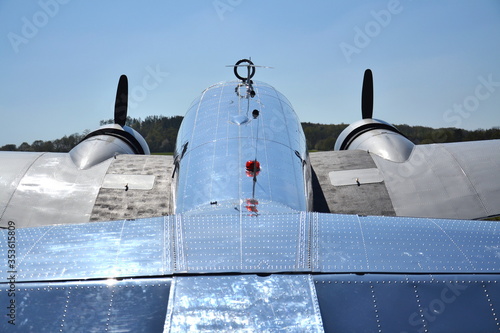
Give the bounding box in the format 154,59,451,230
0,152,113,228
334,118,415,162
69,124,150,170
2,213,500,332
70,74,150,170
173,80,312,215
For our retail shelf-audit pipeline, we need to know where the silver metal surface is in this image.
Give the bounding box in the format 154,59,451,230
102,174,156,190
349,129,415,162
69,134,135,170
0,212,499,331
2,213,499,281
174,212,310,273
123,124,151,154
312,213,500,273
314,274,500,333
0,152,43,224
334,118,415,162
373,140,500,219
0,152,172,228
0,277,171,332
69,124,151,170
3,272,498,332
165,275,324,332
174,81,311,214
0,152,112,228
328,168,383,186
0,217,171,281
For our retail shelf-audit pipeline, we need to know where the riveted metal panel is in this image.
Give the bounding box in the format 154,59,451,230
174,81,309,214
0,217,173,281
312,213,368,271
165,275,324,332
314,274,500,333
176,211,310,273
1,213,499,282
0,277,171,332
313,213,500,273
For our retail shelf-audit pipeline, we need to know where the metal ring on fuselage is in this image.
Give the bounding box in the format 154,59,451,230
234,59,256,81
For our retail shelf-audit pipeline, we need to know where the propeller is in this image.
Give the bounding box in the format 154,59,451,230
114,74,128,127
361,69,373,119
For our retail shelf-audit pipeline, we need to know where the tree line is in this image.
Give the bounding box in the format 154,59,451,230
2,115,500,153
302,122,500,151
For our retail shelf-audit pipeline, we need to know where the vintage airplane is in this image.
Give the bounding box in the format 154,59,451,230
1,59,499,332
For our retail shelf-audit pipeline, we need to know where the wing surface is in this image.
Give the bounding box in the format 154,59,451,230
312,140,500,219
0,152,173,228
1,212,499,331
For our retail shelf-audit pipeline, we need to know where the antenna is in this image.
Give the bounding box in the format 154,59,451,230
227,58,273,99
226,58,273,82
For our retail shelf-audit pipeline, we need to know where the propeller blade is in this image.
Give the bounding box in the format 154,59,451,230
361,69,373,119
114,75,128,127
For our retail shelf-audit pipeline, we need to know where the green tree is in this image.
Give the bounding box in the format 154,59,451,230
0,144,17,151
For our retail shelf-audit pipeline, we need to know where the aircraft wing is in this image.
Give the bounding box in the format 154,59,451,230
1,64,499,332
316,69,500,220
1,213,499,332
5,138,497,229
0,152,173,228
312,139,500,219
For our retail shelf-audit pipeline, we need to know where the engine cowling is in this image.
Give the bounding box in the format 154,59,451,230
334,69,414,162
334,118,414,162
69,75,150,169
70,124,150,169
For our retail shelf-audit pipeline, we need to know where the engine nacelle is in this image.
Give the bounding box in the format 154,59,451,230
69,124,150,169
66,74,150,169
334,118,414,162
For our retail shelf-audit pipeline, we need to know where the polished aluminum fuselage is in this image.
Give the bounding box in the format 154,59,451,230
174,81,312,214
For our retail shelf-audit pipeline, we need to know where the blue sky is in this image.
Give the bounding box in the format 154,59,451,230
1,0,499,146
